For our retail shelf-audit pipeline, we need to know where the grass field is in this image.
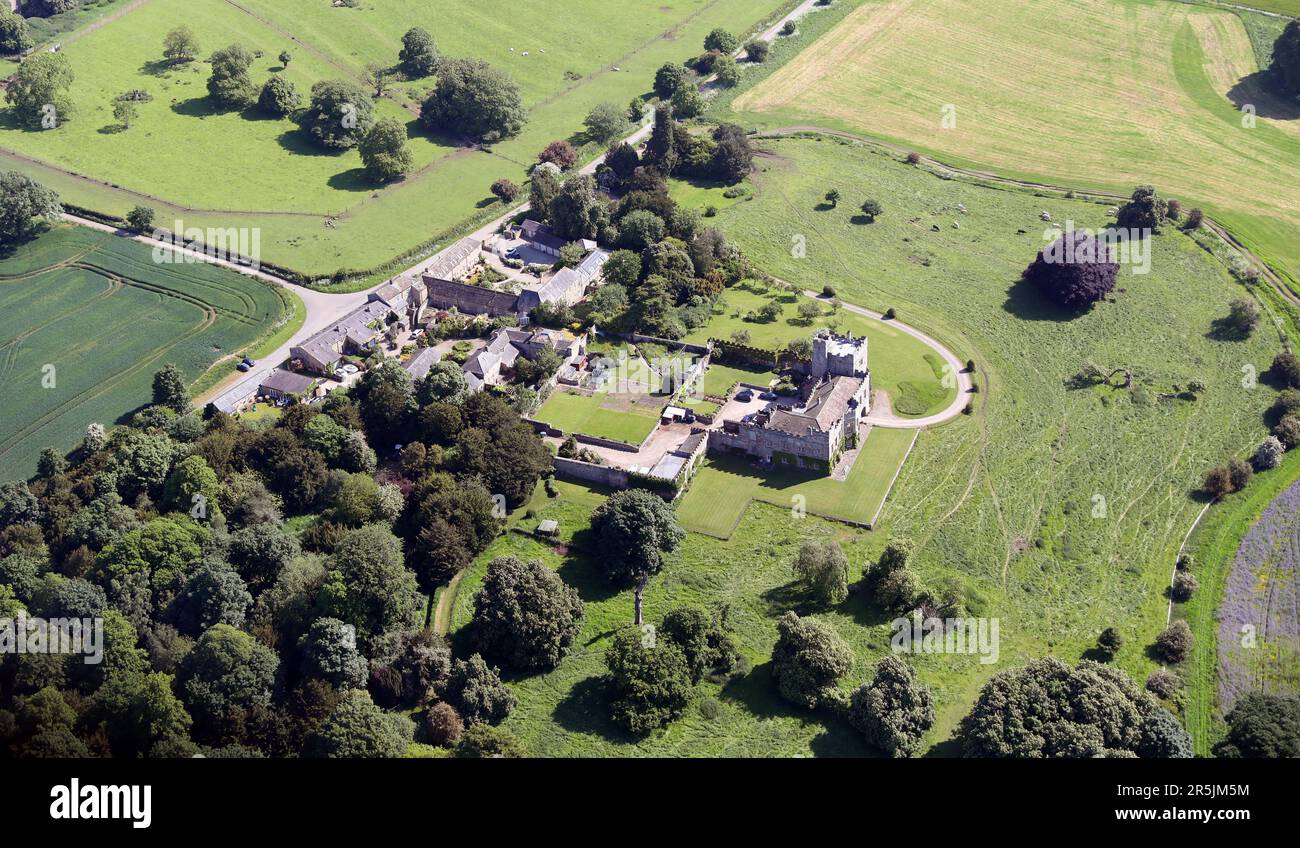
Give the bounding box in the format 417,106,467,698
0,0,795,278
439,135,1289,755
678,426,916,536
0,224,290,480
535,387,662,444
685,285,956,416
731,0,1300,294
698,361,774,398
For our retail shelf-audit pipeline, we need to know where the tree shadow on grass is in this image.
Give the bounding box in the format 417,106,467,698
1226,72,1300,121
327,168,376,193
275,129,346,158
97,124,127,135
170,97,229,119
762,580,819,617
1002,275,1084,323
809,724,874,757
551,674,634,743
839,588,896,629
555,542,620,605
1206,316,1253,342
140,59,181,78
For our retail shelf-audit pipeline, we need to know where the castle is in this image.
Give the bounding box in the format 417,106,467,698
708,330,871,472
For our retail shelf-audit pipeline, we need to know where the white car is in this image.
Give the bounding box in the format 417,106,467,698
342,364,359,375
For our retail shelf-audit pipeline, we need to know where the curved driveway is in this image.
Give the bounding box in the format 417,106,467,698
799,290,973,428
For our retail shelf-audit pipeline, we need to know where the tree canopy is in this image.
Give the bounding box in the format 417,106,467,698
419,58,524,143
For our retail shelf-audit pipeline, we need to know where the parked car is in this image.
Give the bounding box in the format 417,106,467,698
237,362,251,372
242,356,255,366
759,391,777,401
735,390,754,402
342,364,359,375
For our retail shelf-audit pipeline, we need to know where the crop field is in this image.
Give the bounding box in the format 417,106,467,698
0,0,793,278
678,426,916,537
732,0,1300,293
0,225,289,480
535,387,662,445
1214,479,1300,707
684,285,956,417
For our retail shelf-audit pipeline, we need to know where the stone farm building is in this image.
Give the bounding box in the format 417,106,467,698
290,277,425,375
708,331,871,472
463,327,588,392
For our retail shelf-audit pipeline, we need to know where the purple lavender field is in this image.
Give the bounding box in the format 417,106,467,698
1216,480,1300,713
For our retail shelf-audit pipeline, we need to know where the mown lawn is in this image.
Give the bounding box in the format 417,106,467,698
698,361,773,398
685,285,955,417
535,388,662,445
677,426,916,537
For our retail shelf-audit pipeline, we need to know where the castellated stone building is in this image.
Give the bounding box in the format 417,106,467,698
708,330,871,472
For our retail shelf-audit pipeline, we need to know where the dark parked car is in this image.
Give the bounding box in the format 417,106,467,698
735,390,754,402
759,391,777,401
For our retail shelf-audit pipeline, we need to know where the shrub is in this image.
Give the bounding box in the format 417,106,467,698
1183,207,1204,230
883,307,896,320
422,702,463,747
822,284,836,297
791,541,850,607
1224,298,1261,337
125,206,155,234
1145,669,1182,700
1170,571,1198,603
780,20,797,36
699,697,722,720
604,626,692,734
1096,626,1123,661
455,724,523,758
1272,416,1300,449
1202,465,1233,500
744,40,769,62
1115,185,1167,233
1153,620,1193,664
1137,709,1193,758
440,654,516,725
770,611,852,709
258,76,300,117
1254,435,1284,471
848,656,935,757
1212,692,1300,758
1275,388,1300,419
1228,457,1253,491
959,657,1155,757
538,139,578,170
490,178,520,203
859,198,883,221
703,28,739,54
905,151,921,165
1268,352,1300,389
